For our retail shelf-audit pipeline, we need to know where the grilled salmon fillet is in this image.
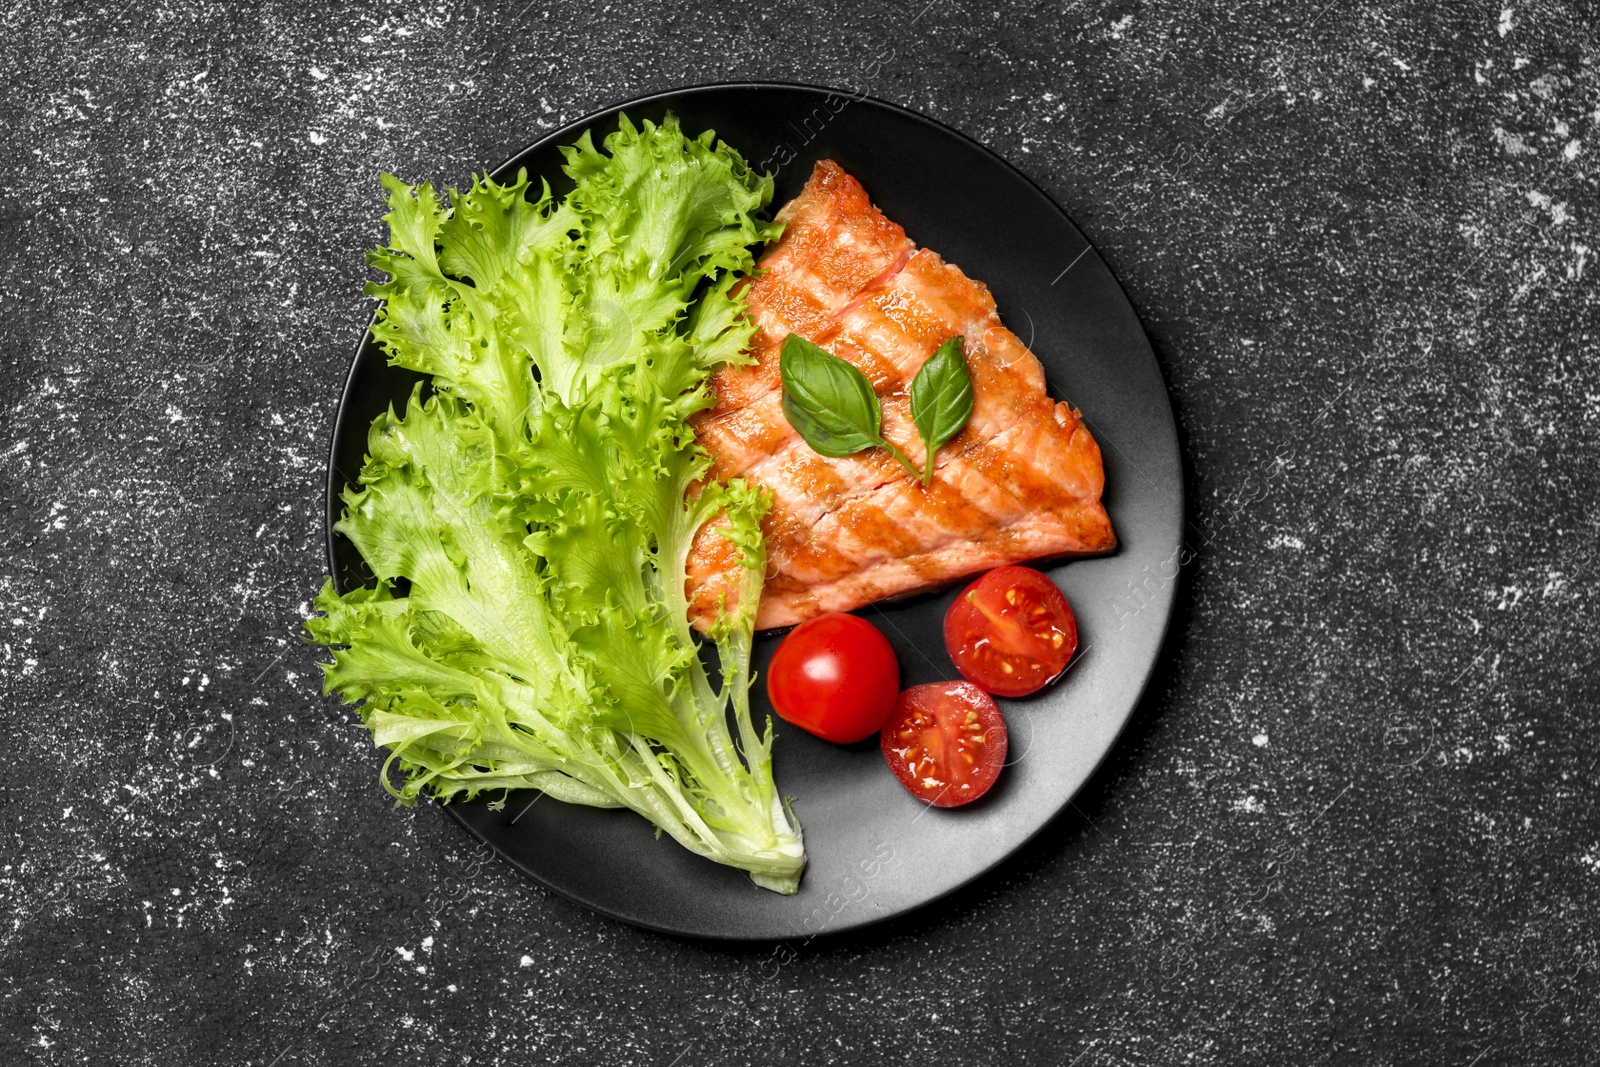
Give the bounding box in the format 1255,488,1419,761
686,160,1116,631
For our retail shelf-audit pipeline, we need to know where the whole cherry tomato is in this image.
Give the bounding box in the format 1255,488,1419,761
767,613,900,744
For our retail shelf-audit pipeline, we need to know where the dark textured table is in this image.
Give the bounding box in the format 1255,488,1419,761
4,2,1597,1063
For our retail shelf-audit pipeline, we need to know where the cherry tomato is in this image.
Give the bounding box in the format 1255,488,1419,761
880,682,1008,807
943,565,1078,697
767,613,900,744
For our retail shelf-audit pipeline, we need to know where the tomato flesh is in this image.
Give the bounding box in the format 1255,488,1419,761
880,682,1008,807
943,565,1078,697
767,613,900,744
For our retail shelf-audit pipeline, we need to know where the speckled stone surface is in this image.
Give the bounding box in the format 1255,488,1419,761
3,1,1597,1063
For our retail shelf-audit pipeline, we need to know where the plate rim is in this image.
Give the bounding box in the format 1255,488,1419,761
323,79,1183,940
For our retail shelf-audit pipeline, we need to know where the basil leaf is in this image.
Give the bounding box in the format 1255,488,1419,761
779,333,925,481
909,334,974,485
779,333,884,457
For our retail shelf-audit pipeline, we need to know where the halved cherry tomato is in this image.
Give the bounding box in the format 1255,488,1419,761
943,565,1078,697
767,613,900,744
880,682,1008,807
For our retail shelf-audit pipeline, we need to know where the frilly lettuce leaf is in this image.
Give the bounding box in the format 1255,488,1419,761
308,114,802,892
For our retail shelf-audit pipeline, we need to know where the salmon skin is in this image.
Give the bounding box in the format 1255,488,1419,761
686,160,1116,632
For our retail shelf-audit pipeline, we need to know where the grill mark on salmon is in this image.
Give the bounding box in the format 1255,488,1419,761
686,160,1116,631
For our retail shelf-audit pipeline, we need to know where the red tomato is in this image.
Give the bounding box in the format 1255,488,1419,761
943,566,1078,697
880,682,1008,807
766,613,900,744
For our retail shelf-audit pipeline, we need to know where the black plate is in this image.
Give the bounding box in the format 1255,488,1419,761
326,83,1182,940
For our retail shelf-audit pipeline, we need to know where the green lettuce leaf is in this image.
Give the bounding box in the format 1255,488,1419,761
307,114,803,892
